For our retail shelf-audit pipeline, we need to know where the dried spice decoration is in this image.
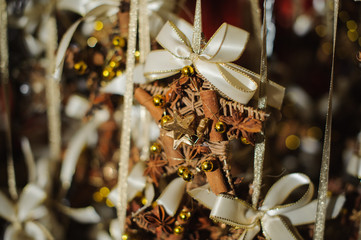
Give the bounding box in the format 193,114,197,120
220,111,262,145
143,205,176,235
144,154,167,186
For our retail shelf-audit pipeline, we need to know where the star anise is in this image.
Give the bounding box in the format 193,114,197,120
144,205,175,236
144,155,167,186
220,112,262,145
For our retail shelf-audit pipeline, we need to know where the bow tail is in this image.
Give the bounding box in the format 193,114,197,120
194,60,257,105
262,215,300,240
282,194,345,226
156,178,186,216
238,226,261,240
226,63,285,109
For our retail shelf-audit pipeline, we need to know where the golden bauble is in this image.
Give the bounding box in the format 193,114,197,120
182,170,193,182
150,143,161,153
181,65,194,76
179,210,191,221
74,61,87,75
201,160,213,172
177,166,188,177
241,137,251,145
152,95,165,107
112,36,126,47
173,225,184,235
161,115,173,126
214,121,226,133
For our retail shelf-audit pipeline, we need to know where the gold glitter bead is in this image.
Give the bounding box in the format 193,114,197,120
201,160,213,172
74,61,87,75
173,225,184,235
112,36,125,47
241,137,251,145
177,166,188,177
150,143,161,154
153,95,165,107
215,121,226,133
161,115,172,126
181,65,194,76
121,234,129,240
182,170,193,182
179,210,191,221
102,66,115,79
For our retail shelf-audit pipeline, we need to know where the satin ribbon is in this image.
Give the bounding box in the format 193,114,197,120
313,1,339,239
188,173,345,240
109,162,155,207
144,21,285,108
0,184,52,240
60,108,110,191
108,164,185,217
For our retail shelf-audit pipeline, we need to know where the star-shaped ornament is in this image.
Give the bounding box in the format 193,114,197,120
162,112,195,140
165,131,193,149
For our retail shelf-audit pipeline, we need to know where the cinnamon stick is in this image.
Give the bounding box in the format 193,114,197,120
199,90,228,195
134,87,163,122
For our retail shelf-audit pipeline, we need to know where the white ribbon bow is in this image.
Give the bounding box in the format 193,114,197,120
144,21,285,109
189,173,345,240
108,164,186,217
0,184,51,240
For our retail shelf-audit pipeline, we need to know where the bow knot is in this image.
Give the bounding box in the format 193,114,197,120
189,173,345,240
189,52,199,62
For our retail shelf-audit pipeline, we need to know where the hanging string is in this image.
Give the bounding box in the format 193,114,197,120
252,0,268,208
138,0,151,161
117,0,138,233
192,0,202,54
249,0,262,48
0,0,18,200
45,12,61,163
313,0,339,239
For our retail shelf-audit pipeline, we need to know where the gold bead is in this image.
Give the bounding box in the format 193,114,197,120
177,166,188,177
121,234,129,240
241,137,251,145
150,143,161,154
74,61,87,75
201,160,213,172
182,170,193,182
153,95,165,107
215,121,226,133
173,225,184,235
181,65,194,76
102,66,115,79
112,36,125,47
179,210,191,221
161,115,173,126
141,197,148,205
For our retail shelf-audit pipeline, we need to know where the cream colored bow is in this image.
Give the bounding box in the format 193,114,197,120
0,184,52,240
144,21,285,108
189,173,345,240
